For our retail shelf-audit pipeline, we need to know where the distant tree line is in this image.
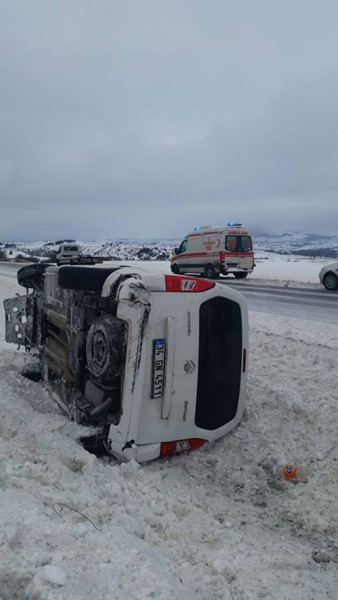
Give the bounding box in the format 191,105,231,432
266,247,338,259
136,246,170,260
292,248,338,258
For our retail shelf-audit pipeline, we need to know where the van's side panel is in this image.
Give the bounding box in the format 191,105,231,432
175,231,222,275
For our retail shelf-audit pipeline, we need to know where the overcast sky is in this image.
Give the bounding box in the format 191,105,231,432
1,1,337,241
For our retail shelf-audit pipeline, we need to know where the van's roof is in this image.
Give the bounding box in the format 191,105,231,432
187,224,250,235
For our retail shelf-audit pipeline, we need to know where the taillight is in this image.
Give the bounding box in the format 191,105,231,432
165,275,215,293
160,438,207,456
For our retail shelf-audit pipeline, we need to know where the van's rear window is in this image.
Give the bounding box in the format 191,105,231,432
226,236,252,252
63,246,79,252
195,297,242,430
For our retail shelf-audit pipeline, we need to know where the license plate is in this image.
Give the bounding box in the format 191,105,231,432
151,339,166,398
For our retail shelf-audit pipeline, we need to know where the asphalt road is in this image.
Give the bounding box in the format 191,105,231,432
219,279,338,325
0,261,21,278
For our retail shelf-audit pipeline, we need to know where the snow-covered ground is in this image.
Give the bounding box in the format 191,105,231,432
0,258,337,599
251,252,327,285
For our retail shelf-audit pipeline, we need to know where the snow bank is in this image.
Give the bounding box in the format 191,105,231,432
0,262,337,599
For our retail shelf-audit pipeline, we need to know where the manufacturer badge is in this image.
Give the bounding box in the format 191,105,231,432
184,359,196,374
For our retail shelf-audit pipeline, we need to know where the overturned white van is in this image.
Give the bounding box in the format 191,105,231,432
4,262,248,463
171,223,255,279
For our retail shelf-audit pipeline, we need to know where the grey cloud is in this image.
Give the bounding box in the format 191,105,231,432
1,0,338,240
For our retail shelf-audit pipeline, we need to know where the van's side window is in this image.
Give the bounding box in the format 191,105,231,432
177,239,188,254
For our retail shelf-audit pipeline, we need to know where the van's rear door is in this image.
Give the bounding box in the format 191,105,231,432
114,279,248,449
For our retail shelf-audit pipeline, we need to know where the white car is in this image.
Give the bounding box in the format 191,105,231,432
56,243,83,264
4,263,248,463
319,262,338,291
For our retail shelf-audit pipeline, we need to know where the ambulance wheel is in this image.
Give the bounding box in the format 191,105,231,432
234,272,248,279
171,263,180,274
205,264,216,279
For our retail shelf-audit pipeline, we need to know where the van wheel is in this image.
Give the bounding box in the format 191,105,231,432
171,263,180,274
205,264,215,279
234,272,248,279
86,315,127,386
58,266,124,291
17,263,51,290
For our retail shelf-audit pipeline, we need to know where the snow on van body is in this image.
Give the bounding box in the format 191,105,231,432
171,223,255,279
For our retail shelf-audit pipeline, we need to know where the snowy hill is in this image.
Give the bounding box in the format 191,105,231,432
0,239,180,262
254,232,338,258
0,232,337,262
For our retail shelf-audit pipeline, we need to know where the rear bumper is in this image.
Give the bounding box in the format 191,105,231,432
107,440,161,462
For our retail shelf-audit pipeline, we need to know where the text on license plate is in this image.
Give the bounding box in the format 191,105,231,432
151,339,166,398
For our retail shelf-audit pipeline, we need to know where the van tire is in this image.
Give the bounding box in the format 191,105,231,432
86,315,127,385
234,272,248,279
17,263,51,290
58,266,123,292
205,264,215,279
171,263,180,274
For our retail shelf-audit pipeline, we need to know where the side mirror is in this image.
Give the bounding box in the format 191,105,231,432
174,247,178,255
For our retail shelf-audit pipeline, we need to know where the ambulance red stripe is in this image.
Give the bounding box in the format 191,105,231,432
172,251,254,262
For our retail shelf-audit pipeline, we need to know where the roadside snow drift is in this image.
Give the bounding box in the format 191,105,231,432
0,262,337,600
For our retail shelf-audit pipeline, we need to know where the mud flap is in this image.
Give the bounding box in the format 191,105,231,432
3,295,34,347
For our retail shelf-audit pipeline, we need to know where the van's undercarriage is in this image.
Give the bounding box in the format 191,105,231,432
4,265,129,436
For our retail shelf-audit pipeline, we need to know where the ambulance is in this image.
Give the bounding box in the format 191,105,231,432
171,223,255,279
